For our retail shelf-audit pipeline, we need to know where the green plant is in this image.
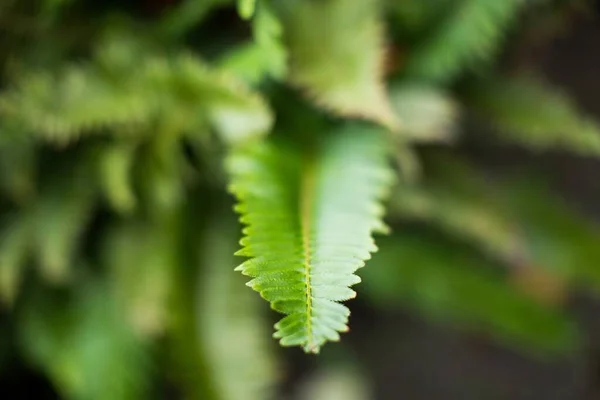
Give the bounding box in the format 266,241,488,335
0,0,599,398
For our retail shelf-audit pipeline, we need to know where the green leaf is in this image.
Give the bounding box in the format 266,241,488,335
33,162,96,283
159,0,231,38
97,140,138,214
279,0,397,128
198,212,278,399
389,83,460,143
220,2,287,84
0,33,273,146
227,125,394,353
361,233,579,353
103,217,178,337
0,141,36,204
501,177,600,289
19,282,151,400
297,364,371,400
404,0,526,84
390,156,523,265
238,0,257,20
0,215,31,305
466,75,600,155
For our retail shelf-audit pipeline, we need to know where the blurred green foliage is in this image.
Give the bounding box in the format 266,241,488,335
0,0,599,398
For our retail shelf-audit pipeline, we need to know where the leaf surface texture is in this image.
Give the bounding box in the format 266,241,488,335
227,127,393,352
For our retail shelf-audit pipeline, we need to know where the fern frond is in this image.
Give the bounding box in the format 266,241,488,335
19,282,151,400
220,1,287,84
33,164,96,283
227,126,394,353
0,34,273,146
361,233,579,353
279,0,397,129
404,0,526,84
501,177,600,290
390,157,523,265
466,75,600,155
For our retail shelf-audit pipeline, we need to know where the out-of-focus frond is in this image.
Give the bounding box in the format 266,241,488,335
361,233,579,353
19,282,151,400
404,0,527,84
466,75,600,155
0,32,273,146
278,0,397,128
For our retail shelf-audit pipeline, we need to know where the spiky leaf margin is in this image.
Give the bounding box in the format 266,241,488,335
227,126,394,353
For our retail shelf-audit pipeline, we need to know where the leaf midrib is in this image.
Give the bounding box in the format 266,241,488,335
300,155,317,353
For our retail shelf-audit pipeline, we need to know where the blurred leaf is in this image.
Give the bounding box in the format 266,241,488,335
238,0,257,19
220,2,287,84
19,281,151,400
389,83,460,143
97,140,138,214
0,215,31,305
502,178,600,290
466,75,600,155
159,0,231,38
103,216,178,337
279,0,397,128
297,365,371,400
390,157,524,265
0,33,273,146
404,0,526,83
387,0,455,37
33,160,96,283
197,211,278,400
361,233,580,353
0,141,36,204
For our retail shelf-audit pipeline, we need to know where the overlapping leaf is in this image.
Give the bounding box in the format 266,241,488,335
404,0,526,83
361,233,579,353
278,0,397,128
227,126,394,353
197,213,277,399
466,75,600,155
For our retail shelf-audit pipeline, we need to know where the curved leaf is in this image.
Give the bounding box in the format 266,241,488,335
279,0,397,129
227,126,394,353
466,75,600,155
404,0,526,83
361,233,579,353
